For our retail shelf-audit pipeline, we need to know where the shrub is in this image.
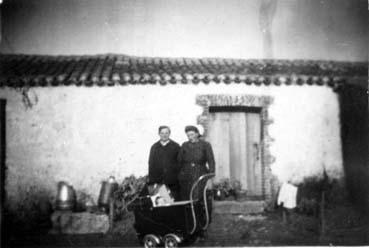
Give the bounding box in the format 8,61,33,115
296,175,348,215
113,175,148,219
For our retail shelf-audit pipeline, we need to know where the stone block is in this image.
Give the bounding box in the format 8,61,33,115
213,201,265,214
50,211,110,234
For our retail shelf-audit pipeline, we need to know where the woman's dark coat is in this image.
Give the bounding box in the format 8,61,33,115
177,139,215,200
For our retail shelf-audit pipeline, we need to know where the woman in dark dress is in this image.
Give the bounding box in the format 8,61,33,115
177,125,215,201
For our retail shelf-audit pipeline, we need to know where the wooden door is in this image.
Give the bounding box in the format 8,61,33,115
207,110,262,196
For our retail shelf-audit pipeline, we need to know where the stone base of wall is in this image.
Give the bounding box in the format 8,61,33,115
50,211,110,234
213,201,265,214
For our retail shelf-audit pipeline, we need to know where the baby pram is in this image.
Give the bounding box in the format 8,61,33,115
128,173,215,248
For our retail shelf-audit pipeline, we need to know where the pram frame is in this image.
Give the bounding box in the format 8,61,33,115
132,173,215,247
149,173,214,234
189,172,214,234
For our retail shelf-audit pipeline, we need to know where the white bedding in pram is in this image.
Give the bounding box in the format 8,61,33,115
148,184,175,207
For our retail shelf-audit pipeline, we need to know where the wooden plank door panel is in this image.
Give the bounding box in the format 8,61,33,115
208,110,262,196
229,112,248,190
208,112,230,181
246,112,262,196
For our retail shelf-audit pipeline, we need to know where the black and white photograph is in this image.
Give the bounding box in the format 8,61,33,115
0,0,367,247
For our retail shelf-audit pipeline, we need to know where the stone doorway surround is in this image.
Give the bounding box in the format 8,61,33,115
196,94,276,202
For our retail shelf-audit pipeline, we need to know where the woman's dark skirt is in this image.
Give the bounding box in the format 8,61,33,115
178,163,208,201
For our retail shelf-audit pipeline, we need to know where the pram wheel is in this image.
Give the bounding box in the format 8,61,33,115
143,234,160,248
164,234,182,248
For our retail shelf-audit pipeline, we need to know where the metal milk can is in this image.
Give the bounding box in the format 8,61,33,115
56,181,76,211
98,176,118,212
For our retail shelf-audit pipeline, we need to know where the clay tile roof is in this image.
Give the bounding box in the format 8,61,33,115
0,54,366,87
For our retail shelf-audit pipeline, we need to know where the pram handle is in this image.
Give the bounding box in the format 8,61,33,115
189,173,215,235
189,173,215,202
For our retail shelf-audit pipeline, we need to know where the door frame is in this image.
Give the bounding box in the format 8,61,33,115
196,94,275,201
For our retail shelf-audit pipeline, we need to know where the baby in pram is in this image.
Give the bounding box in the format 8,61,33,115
135,125,215,247
147,183,175,207
129,173,214,248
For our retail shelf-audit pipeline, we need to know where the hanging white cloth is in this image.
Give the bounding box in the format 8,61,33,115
277,182,298,209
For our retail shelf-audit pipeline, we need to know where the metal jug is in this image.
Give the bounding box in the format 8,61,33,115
56,181,76,211
98,176,118,212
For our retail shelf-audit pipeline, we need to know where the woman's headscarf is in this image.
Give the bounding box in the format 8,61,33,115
184,125,199,134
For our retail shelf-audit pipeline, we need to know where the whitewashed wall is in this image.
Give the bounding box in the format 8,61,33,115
0,84,343,206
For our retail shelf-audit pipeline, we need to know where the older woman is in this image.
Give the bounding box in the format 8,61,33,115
178,125,215,201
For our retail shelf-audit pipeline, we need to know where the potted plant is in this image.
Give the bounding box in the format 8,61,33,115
229,179,248,201
229,179,249,201
213,178,240,201
235,189,248,201
213,179,228,201
213,183,226,201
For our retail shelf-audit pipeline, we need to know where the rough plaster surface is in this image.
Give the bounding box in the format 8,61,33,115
0,84,343,207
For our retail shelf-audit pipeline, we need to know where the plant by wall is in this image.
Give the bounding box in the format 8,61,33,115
113,175,148,220
296,175,347,216
213,178,242,200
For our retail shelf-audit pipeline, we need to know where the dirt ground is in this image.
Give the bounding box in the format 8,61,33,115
6,203,368,247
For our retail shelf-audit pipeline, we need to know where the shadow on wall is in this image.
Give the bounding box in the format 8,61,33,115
338,81,368,211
